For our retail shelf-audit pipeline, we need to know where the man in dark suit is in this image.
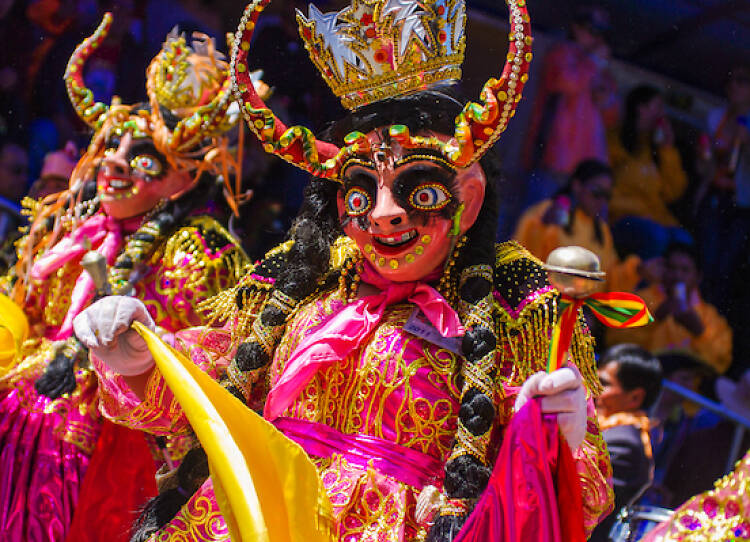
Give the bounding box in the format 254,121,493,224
590,344,663,541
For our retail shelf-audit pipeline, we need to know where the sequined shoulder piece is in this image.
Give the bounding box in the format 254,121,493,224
156,215,249,323
200,235,360,341
493,241,554,321
198,238,293,333
160,215,249,280
492,241,600,394
654,449,750,540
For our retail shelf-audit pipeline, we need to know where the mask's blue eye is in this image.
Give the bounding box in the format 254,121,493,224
409,183,451,210
129,155,163,177
345,188,372,216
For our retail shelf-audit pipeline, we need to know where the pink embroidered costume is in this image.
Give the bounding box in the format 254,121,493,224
94,241,613,542
641,449,750,541
84,0,614,540
0,16,249,542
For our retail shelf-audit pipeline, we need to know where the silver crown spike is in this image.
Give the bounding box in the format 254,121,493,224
382,0,430,57
302,4,360,80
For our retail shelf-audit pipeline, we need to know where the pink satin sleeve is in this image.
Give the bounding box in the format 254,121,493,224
94,326,235,436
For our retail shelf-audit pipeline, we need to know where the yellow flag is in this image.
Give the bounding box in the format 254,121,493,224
0,293,29,375
133,322,335,542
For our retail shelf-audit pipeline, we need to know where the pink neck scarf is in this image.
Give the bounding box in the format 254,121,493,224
31,213,124,340
264,261,465,420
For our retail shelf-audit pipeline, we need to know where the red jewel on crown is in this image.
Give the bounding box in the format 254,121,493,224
296,0,467,110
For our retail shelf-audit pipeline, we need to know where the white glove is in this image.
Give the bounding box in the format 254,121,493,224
515,366,587,451
73,296,156,376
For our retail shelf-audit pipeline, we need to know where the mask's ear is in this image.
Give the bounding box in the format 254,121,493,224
456,162,486,235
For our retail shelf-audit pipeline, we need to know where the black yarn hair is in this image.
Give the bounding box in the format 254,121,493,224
148,84,502,540
621,84,661,157
601,343,663,410
129,447,210,542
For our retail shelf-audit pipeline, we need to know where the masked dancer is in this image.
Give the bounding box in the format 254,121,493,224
75,1,614,541
0,15,253,542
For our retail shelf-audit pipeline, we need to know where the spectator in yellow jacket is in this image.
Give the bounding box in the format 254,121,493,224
609,86,692,259
514,159,650,293
608,242,732,375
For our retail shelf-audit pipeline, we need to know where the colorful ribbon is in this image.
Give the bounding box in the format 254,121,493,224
547,292,652,372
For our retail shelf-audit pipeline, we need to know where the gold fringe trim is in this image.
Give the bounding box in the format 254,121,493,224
495,294,601,396
199,237,360,347
493,241,601,396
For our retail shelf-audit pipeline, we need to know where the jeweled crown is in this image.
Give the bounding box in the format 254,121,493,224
297,0,466,110
152,28,227,115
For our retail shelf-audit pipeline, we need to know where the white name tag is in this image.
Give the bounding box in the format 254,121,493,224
404,308,463,355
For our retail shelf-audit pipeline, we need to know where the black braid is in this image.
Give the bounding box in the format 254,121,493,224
129,447,210,542
428,171,500,541
226,178,339,401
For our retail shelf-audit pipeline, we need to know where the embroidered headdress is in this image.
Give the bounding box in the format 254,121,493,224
12,15,265,305
64,13,266,214
231,0,531,180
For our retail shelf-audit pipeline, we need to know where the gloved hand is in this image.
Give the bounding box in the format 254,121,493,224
515,366,587,451
73,296,156,376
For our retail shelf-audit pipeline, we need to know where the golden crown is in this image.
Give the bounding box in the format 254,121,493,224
152,28,228,115
296,0,466,110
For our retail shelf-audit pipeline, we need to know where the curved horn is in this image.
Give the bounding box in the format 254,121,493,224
446,0,532,168
230,1,343,180
64,13,112,127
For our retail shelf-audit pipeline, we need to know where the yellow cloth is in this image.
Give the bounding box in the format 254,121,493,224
0,293,29,376
608,136,688,226
513,201,641,292
606,284,733,374
133,322,334,542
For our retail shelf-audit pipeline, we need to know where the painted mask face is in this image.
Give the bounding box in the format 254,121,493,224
337,129,486,283
97,127,193,220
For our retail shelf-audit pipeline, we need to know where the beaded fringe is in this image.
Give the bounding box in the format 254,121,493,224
498,292,601,396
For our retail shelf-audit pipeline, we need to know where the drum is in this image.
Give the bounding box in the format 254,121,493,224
608,505,674,541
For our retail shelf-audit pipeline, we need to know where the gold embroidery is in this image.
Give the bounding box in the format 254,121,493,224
148,216,248,328
273,297,461,459
151,492,229,541
493,241,601,395
652,450,750,540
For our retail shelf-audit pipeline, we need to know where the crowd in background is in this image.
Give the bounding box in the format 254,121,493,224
1,0,749,532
